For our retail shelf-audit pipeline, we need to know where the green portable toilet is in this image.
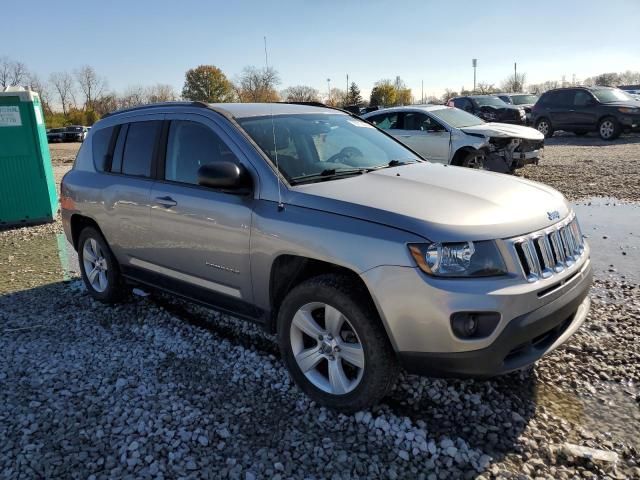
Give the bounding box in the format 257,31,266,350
0,86,58,227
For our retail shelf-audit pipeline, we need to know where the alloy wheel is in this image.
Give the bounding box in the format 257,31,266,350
600,120,614,139
82,238,109,292
537,121,549,135
289,302,365,395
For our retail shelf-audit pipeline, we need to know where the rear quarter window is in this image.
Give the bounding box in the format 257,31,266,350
91,126,116,172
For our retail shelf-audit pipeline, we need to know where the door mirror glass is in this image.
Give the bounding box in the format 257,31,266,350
197,160,251,191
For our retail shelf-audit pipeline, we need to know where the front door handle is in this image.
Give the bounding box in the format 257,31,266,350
154,196,177,208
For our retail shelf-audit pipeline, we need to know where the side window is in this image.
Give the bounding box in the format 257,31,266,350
454,98,473,112
573,90,593,107
368,112,399,130
92,126,117,172
121,121,162,177
499,95,512,104
553,91,574,106
402,112,444,132
165,120,232,185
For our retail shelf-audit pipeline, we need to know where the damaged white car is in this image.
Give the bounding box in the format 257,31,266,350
362,105,544,173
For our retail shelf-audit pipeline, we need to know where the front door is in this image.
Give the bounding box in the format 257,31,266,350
393,112,450,163
145,115,256,314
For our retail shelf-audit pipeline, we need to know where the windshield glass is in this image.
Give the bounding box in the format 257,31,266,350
592,88,635,103
472,96,509,107
510,94,539,105
237,114,421,183
66,126,83,132
430,107,484,128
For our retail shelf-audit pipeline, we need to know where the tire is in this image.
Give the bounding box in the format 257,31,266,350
460,150,487,169
598,117,621,140
277,274,399,412
78,227,125,303
535,118,554,138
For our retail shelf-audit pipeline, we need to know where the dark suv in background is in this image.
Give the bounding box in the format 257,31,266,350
496,93,539,124
447,95,526,124
531,86,640,140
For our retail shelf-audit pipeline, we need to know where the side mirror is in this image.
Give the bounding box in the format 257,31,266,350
197,160,251,191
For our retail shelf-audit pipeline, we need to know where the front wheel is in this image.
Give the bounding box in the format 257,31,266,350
535,118,554,138
461,150,487,169
598,117,621,140
277,274,398,412
78,227,125,303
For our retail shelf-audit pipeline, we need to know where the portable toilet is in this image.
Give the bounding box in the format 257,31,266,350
0,86,58,227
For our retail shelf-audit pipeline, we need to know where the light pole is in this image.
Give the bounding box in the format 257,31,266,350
327,78,331,104
472,58,477,92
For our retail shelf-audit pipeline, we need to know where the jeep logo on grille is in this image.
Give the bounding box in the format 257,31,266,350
547,210,560,221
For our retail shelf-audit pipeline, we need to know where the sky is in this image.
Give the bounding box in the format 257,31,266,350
3,0,640,101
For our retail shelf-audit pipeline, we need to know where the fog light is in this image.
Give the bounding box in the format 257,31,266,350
451,312,500,339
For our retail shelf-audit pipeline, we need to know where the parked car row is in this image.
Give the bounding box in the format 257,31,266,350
61,101,592,411
446,95,530,125
47,125,90,143
362,104,543,173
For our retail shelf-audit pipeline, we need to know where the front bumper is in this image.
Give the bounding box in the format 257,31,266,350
398,264,591,377
619,115,640,130
361,251,592,377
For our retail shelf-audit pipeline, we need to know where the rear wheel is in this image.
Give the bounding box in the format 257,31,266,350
78,227,124,303
277,274,398,412
535,118,554,138
598,117,621,140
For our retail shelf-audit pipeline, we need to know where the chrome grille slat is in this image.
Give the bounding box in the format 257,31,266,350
511,215,585,283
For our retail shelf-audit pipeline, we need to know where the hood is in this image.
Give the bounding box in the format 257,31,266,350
288,162,570,242
461,122,544,140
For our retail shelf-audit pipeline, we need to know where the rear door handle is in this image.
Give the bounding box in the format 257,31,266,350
154,196,177,208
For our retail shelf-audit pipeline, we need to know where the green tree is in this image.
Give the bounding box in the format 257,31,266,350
182,65,235,102
370,80,396,107
346,82,363,105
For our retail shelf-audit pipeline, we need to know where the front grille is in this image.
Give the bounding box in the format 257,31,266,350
512,214,585,283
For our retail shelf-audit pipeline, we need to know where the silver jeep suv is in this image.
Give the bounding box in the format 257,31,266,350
61,102,592,412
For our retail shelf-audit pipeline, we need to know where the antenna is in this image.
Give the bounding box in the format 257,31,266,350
264,36,284,211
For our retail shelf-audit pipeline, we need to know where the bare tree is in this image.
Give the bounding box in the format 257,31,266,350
235,66,280,102
327,88,346,107
281,85,319,102
118,85,146,109
0,56,29,88
475,82,497,94
75,65,107,110
49,72,76,116
146,83,177,103
501,72,527,92
26,73,52,113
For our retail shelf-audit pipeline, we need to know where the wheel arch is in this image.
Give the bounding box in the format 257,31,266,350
451,146,478,166
267,255,392,344
70,214,104,251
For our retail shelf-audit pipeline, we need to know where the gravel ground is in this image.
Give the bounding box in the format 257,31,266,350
0,139,638,479
517,132,640,202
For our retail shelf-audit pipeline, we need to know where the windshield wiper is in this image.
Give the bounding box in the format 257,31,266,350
365,159,418,171
290,168,367,185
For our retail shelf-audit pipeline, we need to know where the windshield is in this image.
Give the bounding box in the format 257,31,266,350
472,96,509,107
510,94,538,105
237,114,421,183
66,126,83,132
592,88,635,103
430,107,484,128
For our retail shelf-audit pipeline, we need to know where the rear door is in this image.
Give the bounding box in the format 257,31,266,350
569,90,599,129
98,116,163,265
393,111,450,162
145,114,256,314
546,90,574,129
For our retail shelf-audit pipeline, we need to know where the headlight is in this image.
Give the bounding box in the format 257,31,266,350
484,112,497,121
408,241,507,277
618,107,639,114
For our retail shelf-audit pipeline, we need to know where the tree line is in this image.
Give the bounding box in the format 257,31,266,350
2,55,639,127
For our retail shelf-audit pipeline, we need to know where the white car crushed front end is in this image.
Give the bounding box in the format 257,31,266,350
459,122,545,173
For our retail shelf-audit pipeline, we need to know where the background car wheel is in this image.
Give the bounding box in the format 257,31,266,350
78,227,124,303
277,274,398,413
461,150,487,169
535,118,554,138
598,117,621,141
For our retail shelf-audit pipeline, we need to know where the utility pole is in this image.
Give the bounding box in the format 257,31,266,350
421,80,424,104
472,58,477,92
346,74,349,104
327,78,331,104
514,62,517,91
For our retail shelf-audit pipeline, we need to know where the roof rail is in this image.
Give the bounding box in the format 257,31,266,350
278,101,361,118
101,101,209,119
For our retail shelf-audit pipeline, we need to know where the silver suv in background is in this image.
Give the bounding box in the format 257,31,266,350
61,102,592,411
363,105,544,173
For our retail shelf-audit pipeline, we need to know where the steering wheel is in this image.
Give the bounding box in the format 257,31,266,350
327,147,364,165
